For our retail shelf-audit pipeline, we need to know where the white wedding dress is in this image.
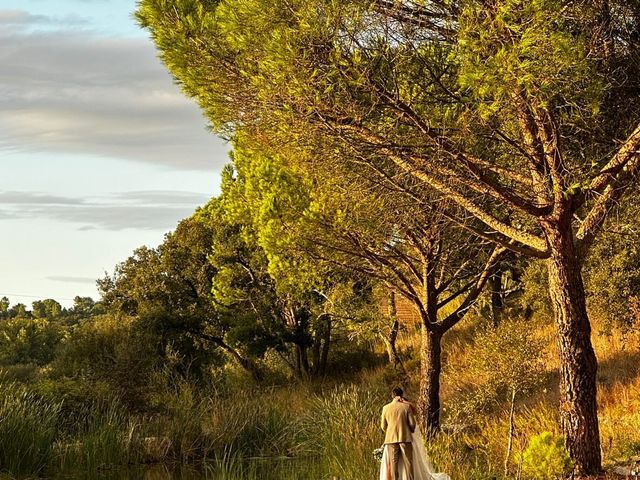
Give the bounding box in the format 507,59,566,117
379,428,451,480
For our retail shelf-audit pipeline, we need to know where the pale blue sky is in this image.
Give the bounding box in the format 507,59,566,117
0,0,227,306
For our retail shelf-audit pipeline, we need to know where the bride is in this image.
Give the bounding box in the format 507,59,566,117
379,395,451,480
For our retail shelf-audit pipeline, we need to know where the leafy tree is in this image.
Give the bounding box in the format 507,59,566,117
68,296,103,319
8,303,29,319
224,138,504,431
470,319,546,475
32,299,62,319
137,0,640,471
0,297,9,319
0,318,64,365
52,313,158,409
585,193,640,337
99,217,251,380
200,176,335,380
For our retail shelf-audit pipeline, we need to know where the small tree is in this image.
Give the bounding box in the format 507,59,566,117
0,297,9,319
584,194,640,338
470,319,546,476
521,432,573,480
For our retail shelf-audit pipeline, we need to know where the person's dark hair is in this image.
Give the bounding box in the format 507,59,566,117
392,386,403,397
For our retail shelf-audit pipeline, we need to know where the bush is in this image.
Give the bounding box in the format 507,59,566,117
52,314,158,410
0,318,64,365
520,432,573,480
519,260,552,319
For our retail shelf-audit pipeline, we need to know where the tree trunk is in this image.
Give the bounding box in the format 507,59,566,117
319,315,331,375
505,387,517,477
490,266,504,327
417,327,442,436
294,343,311,380
310,314,331,377
544,222,602,476
385,291,403,368
311,324,322,375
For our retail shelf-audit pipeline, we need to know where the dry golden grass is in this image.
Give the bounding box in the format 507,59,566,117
382,311,640,478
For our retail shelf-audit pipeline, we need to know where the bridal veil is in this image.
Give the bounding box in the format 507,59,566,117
379,428,451,480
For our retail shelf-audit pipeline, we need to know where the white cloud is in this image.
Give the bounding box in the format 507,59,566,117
46,275,96,284
0,12,228,171
0,189,212,230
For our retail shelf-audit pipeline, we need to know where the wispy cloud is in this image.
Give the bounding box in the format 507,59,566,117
46,275,96,284
0,10,87,27
0,189,211,231
0,11,228,171
0,191,85,205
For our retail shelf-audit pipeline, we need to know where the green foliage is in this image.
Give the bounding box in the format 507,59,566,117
0,297,8,317
458,0,602,119
57,400,142,472
519,260,552,319
225,141,322,296
451,318,546,419
585,197,640,334
0,317,65,365
98,217,229,381
8,303,29,319
308,385,383,479
32,299,62,319
0,384,61,476
52,314,158,409
520,431,573,480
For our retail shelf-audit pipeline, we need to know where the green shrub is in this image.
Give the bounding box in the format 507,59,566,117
519,260,552,319
520,432,573,480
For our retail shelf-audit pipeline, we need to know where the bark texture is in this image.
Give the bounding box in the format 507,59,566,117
544,222,602,476
418,328,442,436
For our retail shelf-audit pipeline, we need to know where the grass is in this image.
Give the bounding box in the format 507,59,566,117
0,384,60,476
0,313,639,479
55,401,142,473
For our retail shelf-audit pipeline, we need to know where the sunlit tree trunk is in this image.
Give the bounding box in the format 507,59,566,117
543,220,602,476
418,326,442,436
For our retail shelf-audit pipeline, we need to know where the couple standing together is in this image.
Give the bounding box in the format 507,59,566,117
379,387,450,480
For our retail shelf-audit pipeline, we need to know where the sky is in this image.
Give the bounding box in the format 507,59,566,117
0,0,229,307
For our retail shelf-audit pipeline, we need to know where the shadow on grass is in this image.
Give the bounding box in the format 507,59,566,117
596,348,640,389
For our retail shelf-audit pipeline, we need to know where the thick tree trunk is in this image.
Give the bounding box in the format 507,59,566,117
544,223,602,476
294,343,311,380
311,314,331,377
417,327,442,436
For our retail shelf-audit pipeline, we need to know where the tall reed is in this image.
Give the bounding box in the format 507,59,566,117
308,385,383,479
55,399,142,473
0,384,60,476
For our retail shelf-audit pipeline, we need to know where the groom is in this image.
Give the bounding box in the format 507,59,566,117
381,387,416,480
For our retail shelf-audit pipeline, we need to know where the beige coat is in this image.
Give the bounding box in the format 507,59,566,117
381,397,416,444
